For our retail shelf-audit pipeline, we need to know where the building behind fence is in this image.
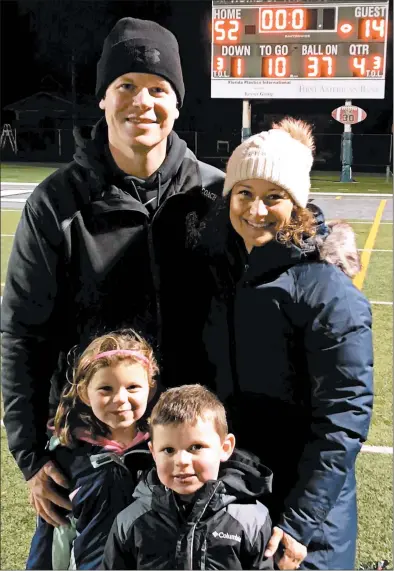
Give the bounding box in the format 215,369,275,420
1,126,392,174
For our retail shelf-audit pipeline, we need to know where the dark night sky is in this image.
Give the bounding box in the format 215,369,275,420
1,0,393,134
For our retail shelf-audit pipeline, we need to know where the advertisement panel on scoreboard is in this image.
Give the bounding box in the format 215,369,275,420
211,0,389,99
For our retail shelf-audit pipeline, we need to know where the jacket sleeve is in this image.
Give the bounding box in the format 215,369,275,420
278,265,373,546
101,518,136,570
1,198,64,480
249,507,274,569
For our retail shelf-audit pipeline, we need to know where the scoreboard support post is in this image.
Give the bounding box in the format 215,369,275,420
340,99,354,183
242,100,252,143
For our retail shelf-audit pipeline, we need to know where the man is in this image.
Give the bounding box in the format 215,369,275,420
1,17,224,530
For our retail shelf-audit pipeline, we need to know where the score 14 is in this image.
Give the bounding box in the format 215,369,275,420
306,56,335,77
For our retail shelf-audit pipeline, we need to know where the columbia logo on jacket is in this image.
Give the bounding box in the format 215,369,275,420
212,530,241,543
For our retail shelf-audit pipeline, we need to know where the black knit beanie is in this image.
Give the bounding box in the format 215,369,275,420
96,17,185,107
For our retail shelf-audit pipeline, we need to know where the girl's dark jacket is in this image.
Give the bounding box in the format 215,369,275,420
197,207,373,555
0,118,224,481
102,448,274,570
26,432,153,570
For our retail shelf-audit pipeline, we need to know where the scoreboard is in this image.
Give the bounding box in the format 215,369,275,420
211,0,389,99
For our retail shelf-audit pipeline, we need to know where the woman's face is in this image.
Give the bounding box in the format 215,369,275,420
229,179,294,252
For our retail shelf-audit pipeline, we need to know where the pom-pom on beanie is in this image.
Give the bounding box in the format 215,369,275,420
223,118,315,207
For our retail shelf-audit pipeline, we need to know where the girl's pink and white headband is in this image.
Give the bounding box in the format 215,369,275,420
92,349,150,369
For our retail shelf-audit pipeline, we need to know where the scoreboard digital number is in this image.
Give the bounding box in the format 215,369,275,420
211,0,389,99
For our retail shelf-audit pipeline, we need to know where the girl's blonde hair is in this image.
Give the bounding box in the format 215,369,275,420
54,329,158,446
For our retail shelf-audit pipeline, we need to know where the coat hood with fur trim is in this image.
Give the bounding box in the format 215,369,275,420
316,219,361,278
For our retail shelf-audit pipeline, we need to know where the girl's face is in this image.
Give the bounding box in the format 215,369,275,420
230,179,294,252
82,362,150,443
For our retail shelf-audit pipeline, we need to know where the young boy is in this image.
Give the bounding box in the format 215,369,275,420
102,384,273,570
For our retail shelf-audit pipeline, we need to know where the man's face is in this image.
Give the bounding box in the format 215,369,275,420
99,72,179,153
149,416,235,495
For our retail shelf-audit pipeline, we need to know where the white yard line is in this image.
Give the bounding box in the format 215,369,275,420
370,301,393,305
0,182,37,187
1,189,31,197
361,445,393,454
310,192,392,197
1,198,27,203
350,221,393,225
358,249,393,252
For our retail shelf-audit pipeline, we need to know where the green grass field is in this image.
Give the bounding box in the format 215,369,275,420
1,163,64,183
0,174,392,569
1,163,393,194
310,172,392,194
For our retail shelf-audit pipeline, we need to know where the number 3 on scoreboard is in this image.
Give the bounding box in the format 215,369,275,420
373,56,382,71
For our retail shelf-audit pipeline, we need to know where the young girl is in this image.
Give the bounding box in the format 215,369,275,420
26,329,158,570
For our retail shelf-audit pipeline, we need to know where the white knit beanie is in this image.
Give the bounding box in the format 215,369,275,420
223,118,314,208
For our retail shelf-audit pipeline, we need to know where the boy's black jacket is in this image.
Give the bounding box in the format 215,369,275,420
102,448,274,570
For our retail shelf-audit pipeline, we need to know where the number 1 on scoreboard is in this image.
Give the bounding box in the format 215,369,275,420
231,57,244,77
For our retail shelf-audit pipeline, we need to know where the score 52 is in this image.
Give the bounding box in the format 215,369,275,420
213,19,241,43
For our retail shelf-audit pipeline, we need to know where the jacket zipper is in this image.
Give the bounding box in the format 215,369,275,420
147,195,171,345
189,482,221,570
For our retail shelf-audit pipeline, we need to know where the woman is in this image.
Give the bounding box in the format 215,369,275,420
197,118,373,569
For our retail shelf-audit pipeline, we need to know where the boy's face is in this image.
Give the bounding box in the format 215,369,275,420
149,416,235,495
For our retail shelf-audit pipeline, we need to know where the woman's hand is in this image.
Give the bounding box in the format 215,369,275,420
264,526,307,569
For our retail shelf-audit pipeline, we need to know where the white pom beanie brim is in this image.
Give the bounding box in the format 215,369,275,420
223,129,313,208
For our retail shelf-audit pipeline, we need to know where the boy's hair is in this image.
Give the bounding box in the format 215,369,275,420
54,329,158,446
149,384,228,441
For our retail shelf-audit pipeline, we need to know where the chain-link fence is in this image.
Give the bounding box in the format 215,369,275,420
1,127,392,174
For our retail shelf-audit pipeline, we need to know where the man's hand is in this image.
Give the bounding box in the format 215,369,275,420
264,526,307,569
27,461,72,527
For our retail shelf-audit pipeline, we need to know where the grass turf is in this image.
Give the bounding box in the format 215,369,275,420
1,164,393,194
1,163,63,183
